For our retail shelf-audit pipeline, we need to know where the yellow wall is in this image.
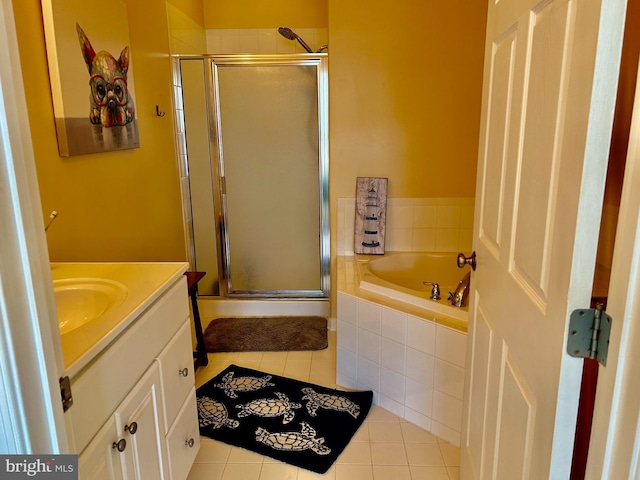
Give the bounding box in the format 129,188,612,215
13,0,189,262
328,0,486,201
168,0,205,27
203,0,328,29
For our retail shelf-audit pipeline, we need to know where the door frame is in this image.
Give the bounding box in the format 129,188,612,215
0,0,69,454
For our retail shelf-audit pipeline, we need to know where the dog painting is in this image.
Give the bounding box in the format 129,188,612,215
76,23,135,128
41,0,140,156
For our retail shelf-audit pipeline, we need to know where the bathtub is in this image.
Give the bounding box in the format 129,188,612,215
336,253,468,446
356,252,469,321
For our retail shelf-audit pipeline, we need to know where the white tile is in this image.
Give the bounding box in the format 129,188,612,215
435,229,460,252
381,338,405,374
337,440,372,464
335,464,374,480
187,463,225,480
357,356,380,392
447,466,461,480
404,443,444,466
435,326,467,368
406,316,435,355
367,405,401,422
405,348,434,385
337,347,358,380
258,462,298,480
221,463,261,480
358,299,381,333
368,421,404,442
413,206,438,228
460,205,475,228
227,446,263,463
372,465,411,480
358,329,381,364
336,371,359,390
338,293,358,325
381,308,407,343
439,443,461,466
412,229,436,251
370,443,408,465
386,228,413,252
194,439,231,463
380,367,405,403
405,378,433,417
379,395,405,418
257,29,277,54
436,206,461,228
337,321,358,353
298,466,336,479
458,228,473,252
408,466,449,480
403,408,431,432
387,198,415,207
431,391,463,432
400,422,439,444
434,359,465,400
430,421,461,447
387,205,413,228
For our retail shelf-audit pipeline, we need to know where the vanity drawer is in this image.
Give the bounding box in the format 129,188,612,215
157,319,195,429
166,389,200,480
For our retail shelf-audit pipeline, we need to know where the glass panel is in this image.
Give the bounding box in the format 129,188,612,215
217,64,321,292
180,59,219,295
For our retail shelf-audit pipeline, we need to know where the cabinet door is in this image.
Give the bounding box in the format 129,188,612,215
157,320,194,430
115,363,167,480
78,416,125,480
166,389,200,480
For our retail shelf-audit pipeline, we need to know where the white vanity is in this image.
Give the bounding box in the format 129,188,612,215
51,262,200,480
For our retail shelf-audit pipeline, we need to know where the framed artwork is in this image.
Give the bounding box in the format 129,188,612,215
354,177,388,254
41,0,140,156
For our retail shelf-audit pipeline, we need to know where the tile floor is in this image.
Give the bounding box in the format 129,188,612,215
187,330,461,480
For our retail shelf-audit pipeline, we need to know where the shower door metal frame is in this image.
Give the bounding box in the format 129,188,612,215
209,54,329,299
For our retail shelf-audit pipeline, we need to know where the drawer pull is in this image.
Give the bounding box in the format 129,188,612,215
185,438,195,448
112,439,126,452
178,367,189,377
124,422,138,435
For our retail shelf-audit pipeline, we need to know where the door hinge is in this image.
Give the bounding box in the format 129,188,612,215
59,376,73,412
566,303,612,366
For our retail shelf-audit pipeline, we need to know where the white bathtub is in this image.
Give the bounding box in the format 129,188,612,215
356,252,469,321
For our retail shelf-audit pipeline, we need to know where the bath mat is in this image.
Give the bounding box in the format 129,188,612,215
196,364,373,473
204,316,328,352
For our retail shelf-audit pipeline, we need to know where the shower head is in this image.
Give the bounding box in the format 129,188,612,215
278,26,314,53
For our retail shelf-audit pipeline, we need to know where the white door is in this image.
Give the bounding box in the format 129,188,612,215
461,0,627,478
585,47,640,479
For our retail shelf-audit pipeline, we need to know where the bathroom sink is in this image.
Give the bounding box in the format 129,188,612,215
53,278,128,335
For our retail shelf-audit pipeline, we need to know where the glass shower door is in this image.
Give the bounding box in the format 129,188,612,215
213,57,329,297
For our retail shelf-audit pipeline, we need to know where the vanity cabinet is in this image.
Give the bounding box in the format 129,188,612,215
71,275,200,480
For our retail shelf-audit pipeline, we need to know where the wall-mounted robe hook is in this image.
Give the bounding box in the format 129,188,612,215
156,105,166,117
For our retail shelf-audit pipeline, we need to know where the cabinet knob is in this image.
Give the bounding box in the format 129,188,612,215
112,439,126,452
178,367,189,377
185,438,195,448
124,422,138,435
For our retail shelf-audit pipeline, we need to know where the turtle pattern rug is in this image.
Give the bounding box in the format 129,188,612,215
196,364,373,474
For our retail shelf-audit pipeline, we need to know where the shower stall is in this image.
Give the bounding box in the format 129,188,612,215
174,54,329,306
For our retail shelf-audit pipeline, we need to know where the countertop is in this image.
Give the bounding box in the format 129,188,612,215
51,262,189,377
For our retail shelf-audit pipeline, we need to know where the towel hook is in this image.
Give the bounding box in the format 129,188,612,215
155,105,165,117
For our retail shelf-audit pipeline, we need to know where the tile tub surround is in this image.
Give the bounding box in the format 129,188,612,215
338,197,474,256
336,256,467,446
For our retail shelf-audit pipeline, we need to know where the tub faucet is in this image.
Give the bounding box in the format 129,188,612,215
422,281,441,300
449,272,471,307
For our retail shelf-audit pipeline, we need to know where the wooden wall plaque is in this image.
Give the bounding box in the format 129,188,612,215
354,177,388,254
